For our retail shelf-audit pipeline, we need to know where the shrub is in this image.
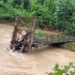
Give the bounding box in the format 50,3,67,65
34,30,45,39
61,42,75,52
48,62,75,75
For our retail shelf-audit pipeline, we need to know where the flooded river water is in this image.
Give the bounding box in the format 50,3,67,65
0,24,75,75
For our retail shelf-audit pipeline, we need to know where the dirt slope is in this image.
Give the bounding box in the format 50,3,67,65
0,23,75,75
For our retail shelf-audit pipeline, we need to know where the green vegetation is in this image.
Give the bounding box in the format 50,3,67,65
61,42,75,51
48,62,75,75
34,30,45,39
0,0,75,35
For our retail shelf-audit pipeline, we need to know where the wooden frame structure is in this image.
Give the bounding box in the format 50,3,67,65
10,15,37,53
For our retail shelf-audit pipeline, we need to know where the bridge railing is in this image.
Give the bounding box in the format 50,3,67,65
33,34,75,45
48,34,75,43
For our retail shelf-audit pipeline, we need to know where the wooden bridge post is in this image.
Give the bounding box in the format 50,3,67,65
10,15,21,49
28,17,37,53
57,35,60,42
61,32,64,41
68,35,70,41
51,35,54,43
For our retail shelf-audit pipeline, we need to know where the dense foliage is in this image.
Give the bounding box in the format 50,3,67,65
0,0,75,35
57,0,75,35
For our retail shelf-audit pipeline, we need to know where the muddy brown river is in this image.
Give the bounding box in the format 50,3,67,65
0,23,75,75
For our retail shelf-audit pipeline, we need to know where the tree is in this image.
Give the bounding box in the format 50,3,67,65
23,0,30,10
31,0,56,29
37,0,44,4
3,0,8,3
57,0,73,31
12,0,22,7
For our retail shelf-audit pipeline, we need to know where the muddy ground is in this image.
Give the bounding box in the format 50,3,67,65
0,23,75,75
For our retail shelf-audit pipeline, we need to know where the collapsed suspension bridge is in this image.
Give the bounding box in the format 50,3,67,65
10,16,75,53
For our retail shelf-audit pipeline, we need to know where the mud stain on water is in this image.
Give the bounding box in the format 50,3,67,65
0,23,75,75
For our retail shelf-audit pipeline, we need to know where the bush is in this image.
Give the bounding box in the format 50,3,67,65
34,30,45,39
61,42,75,52
48,62,75,75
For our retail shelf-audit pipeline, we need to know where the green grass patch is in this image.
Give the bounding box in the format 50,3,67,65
34,29,45,39
61,42,75,52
